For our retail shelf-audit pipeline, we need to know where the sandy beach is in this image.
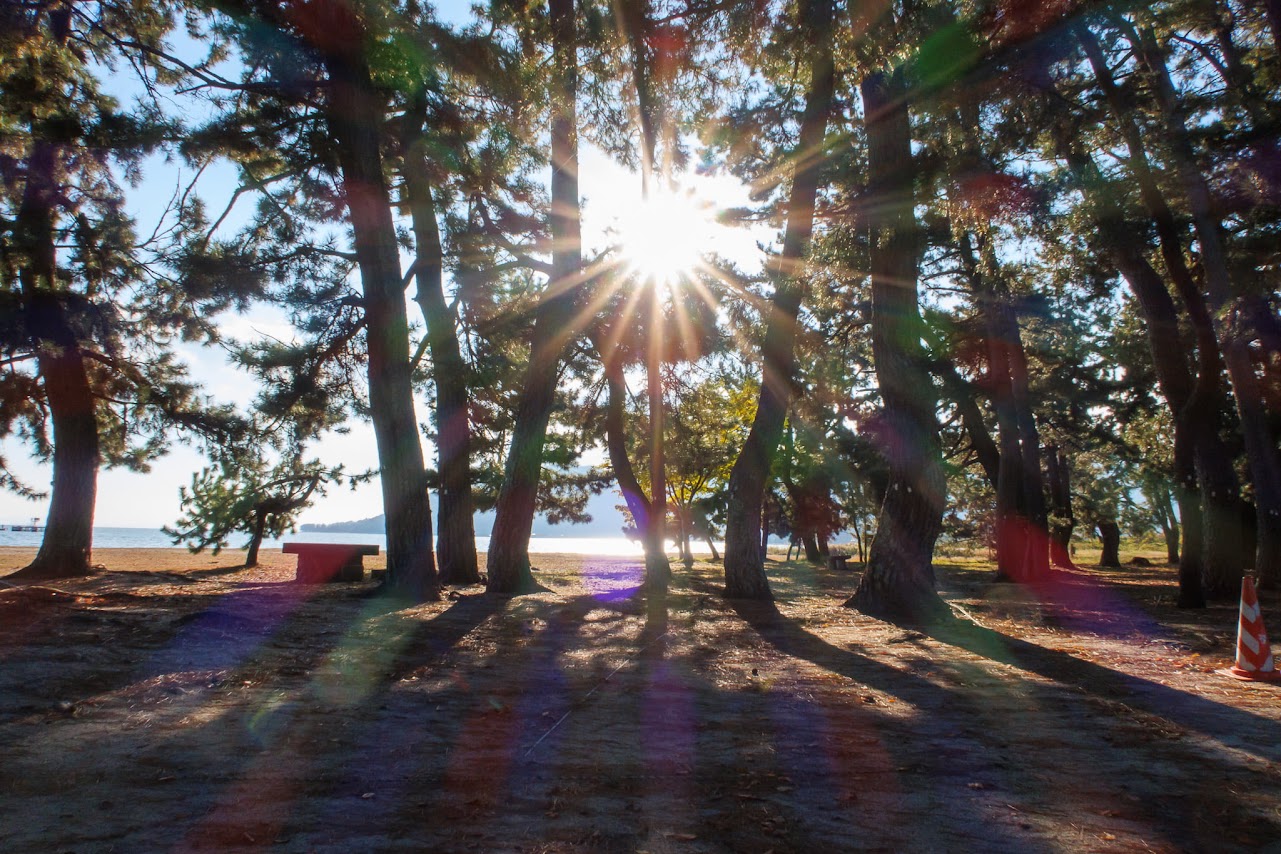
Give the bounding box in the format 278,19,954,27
2,547,1280,852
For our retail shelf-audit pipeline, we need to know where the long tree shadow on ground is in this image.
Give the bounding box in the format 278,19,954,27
6,563,1281,852
925,616,1281,755
722,587,1281,850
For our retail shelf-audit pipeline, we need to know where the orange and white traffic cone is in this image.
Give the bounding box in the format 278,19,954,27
1219,575,1281,682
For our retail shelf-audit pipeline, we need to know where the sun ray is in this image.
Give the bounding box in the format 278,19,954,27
565,253,630,340
615,190,715,288
602,278,652,361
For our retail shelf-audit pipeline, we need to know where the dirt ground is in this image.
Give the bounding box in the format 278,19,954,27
2,545,1280,853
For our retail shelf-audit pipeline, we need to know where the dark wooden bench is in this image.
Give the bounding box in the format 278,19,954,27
283,543,380,583
827,555,851,571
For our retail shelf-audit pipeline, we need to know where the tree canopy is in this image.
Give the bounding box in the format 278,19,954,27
2,0,1279,620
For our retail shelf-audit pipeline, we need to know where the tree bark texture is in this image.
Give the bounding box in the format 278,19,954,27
1008,311,1051,579
607,372,652,529
404,110,479,587
591,335,653,532
722,0,834,599
323,43,438,602
1156,483,1180,564
845,71,950,624
1045,446,1076,569
1097,519,1122,567
644,288,671,590
12,135,99,581
487,0,582,593
986,289,1031,583
246,510,266,568
958,231,1048,583
23,303,100,580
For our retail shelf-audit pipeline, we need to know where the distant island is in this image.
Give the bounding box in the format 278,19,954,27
300,514,386,534
301,491,627,537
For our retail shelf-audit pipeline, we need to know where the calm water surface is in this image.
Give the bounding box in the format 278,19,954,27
0,526,722,556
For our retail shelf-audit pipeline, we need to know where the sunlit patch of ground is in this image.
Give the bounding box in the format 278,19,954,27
2,545,1279,852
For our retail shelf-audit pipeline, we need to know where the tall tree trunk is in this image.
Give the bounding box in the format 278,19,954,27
605,365,652,531
1097,519,1122,567
722,0,834,599
1132,26,1281,591
845,70,950,624
323,42,437,602
404,103,479,587
800,533,820,563
1093,203,1206,603
12,136,98,581
590,335,653,533
22,303,99,580
988,312,1029,583
245,509,266,568
936,360,1002,487
1156,482,1180,564
644,289,671,589
1045,81,1214,601
959,232,1031,583
676,506,693,565
487,0,583,594
1076,24,1229,602
1007,305,1051,580
1045,446,1076,569
1174,432,1207,606
619,0,672,590
953,92,1050,583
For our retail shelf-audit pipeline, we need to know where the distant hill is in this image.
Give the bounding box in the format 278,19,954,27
301,490,627,537
301,514,386,534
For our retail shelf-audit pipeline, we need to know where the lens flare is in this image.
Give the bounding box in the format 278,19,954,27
617,190,713,286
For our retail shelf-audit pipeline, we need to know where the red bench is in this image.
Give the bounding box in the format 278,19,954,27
283,543,380,583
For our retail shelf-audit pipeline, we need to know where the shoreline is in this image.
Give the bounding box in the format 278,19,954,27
0,546,725,578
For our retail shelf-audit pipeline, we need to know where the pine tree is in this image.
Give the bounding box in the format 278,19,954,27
486,0,586,594
843,66,950,623
719,0,837,600
177,0,442,599
1,0,240,579
166,453,339,567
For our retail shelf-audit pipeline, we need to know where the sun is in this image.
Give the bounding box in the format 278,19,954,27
616,190,713,285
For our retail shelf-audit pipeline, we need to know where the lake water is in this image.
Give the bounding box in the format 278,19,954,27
0,526,732,556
